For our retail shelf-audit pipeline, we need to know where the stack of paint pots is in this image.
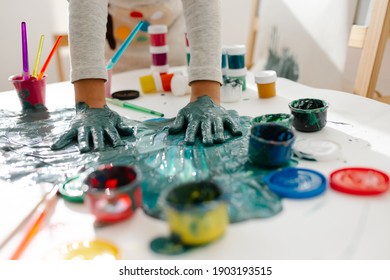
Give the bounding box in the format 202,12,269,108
225,45,247,91
148,25,169,73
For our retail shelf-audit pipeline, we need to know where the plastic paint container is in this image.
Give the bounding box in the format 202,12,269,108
254,70,277,98
221,78,242,103
150,45,169,66
170,73,191,96
139,72,164,93
248,123,296,168
225,45,246,69
226,68,247,91
83,165,142,224
148,25,167,47
160,73,174,91
162,181,228,246
252,113,293,128
288,98,329,132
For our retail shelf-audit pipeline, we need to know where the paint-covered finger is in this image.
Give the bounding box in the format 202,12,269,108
168,113,186,134
224,116,243,136
77,126,91,153
201,120,213,146
91,127,105,151
212,118,225,144
184,120,200,145
116,120,134,136
104,127,126,148
50,129,77,150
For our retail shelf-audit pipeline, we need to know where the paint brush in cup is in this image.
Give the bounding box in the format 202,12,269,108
106,20,144,70
21,22,29,80
32,35,44,78
37,35,62,80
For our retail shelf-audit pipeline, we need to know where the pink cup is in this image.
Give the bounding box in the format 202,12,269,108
148,25,167,47
9,75,47,110
104,68,112,98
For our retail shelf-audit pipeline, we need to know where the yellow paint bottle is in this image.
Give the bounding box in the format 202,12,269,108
254,70,277,98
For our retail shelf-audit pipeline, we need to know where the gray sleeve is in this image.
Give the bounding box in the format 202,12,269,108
182,0,222,85
68,0,108,83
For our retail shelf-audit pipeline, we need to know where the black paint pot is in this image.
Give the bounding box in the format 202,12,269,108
288,98,328,132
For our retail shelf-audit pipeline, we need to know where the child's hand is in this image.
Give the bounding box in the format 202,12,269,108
51,102,133,153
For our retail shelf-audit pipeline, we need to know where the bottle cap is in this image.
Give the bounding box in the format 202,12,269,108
59,175,84,203
255,70,277,84
151,64,169,74
148,24,168,34
171,74,190,96
111,90,140,100
293,138,341,161
224,44,246,55
226,67,247,77
264,167,327,199
330,167,390,195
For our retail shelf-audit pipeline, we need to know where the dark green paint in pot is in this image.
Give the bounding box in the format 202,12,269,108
288,98,328,132
252,113,293,128
248,123,296,168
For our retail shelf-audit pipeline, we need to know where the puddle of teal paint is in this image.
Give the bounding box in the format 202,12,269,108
0,108,287,223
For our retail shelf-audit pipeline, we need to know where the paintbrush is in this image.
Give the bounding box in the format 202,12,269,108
8,184,59,260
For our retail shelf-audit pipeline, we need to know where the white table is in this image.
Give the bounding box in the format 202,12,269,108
1,68,390,260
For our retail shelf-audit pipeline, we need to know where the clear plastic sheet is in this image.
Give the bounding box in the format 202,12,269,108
0,108,286,223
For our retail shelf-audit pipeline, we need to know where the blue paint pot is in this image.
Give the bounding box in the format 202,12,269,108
288,98,329,132
248,123,296,168
225,45,246,69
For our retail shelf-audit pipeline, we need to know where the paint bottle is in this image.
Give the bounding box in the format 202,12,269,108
148,25,167,47
139,72,164,94
170,73,191,96
226,68,247,91
254,70,277,98
149,45,169,74
139,72,180,94
225,45,246,69
225,45,247,90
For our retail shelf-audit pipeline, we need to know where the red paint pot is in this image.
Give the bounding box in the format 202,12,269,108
83,165,142,224
148,25,167,47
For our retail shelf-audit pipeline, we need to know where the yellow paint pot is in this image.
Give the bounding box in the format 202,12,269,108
162,181,228,246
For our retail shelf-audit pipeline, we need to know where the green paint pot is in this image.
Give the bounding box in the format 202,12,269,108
162,181,228,246
288,98,329,132
252,113,294,128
